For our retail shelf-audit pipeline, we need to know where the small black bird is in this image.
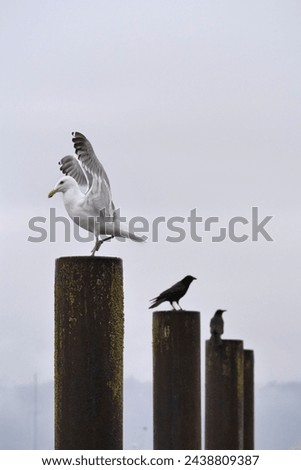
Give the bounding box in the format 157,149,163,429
149,275,196,310
210,309,226,344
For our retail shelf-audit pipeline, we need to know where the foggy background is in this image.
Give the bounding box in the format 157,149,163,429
1,0,301,449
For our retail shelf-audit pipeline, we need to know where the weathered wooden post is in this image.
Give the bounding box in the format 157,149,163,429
244,349,254,450
205,340,244,450
153,310,201,450
54,256,124,450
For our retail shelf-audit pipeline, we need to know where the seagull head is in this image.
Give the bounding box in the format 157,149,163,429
48,176,76,198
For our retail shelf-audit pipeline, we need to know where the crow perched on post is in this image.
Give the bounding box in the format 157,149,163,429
149,275,196,310
210,309,226,344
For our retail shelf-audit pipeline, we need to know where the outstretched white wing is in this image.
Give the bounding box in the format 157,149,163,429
59,155,91,191
71,132,114,215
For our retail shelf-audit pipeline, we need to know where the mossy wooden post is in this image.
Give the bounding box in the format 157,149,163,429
205,340,244,450
153,310,201,450
244,349,254,450
54,257,124,450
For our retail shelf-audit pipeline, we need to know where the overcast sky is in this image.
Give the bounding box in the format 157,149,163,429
1,0,301,448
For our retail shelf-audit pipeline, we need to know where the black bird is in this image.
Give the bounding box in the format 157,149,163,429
210,309,226,344
149,275,196,310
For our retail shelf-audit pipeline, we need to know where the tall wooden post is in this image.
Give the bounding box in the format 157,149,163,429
244,349,254,450
54,256,124,450
153,310,201,450
205,340,244,450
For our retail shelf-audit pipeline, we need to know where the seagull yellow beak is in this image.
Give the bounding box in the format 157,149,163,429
48,188,58,198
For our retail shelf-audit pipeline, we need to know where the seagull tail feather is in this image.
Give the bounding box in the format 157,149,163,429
118,224,147,243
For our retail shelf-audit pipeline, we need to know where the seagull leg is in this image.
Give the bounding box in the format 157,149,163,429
177,301,183,310
100,235,114,245
91,236,114,256
91,237,101,257
170,301,177,311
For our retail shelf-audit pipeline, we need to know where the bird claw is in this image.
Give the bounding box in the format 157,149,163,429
91,239,103,256
90,236,114,256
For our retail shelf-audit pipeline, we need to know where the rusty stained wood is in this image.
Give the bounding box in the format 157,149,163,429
153,310,201,450
54,256,124,450
205,340,244,450
244,349,254,450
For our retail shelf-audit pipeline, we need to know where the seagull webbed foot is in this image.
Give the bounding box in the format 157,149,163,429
91,236,114,256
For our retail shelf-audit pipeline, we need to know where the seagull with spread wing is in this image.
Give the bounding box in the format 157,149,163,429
48,131,145,255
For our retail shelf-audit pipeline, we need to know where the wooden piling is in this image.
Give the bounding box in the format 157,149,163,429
153,310,201,450
54,256,124,450
244,349,254,450
205,340,244,450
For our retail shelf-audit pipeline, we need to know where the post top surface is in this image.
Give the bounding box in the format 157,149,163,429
206,338,244,346
244,349,254,356
56,256,123,263
153,310,200,315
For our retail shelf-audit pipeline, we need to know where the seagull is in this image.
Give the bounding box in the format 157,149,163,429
149,275,196,310
48,132,145,255
210,309,226,344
